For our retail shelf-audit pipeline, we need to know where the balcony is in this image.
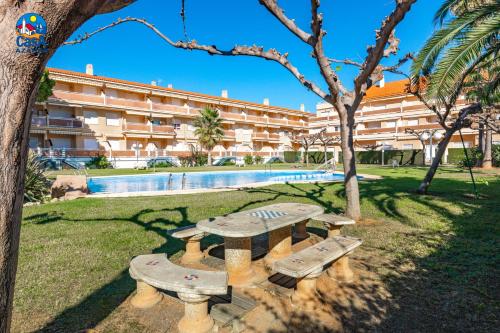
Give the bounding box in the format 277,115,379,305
357,127,395,135
220,111,245,122
107,96,149,110
31,116,83,129
51,90,105,105
268,118,287,125
152,103,190,115
123,123,175,135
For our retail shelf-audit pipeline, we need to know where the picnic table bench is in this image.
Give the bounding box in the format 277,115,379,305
273,235,362,306
168,225,205,264
313,213,355,237
197,203,324,287
129,253,227,333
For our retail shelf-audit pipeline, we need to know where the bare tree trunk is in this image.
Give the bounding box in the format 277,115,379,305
420,140,426,166
477,123,484,167
0,2,133,331
417,129,454,194
482,129,492,168
207,150,212,166
305,148,309,166
323,143,328,165
339,110,361,220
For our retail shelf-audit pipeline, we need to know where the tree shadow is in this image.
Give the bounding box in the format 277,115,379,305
31,173,499,332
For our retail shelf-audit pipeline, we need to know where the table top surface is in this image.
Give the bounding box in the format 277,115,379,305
196,203,324,237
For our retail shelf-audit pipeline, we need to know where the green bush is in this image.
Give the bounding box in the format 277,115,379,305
221,159,236,166
254,155,264,164
493,145,500,167
284,151,301,163
85,155,111,169
24,151,51,203
244,155,254,165
150,161,173,168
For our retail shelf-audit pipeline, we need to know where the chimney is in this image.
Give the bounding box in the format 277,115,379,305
221,90,228,98
151,81,157,86
263,98,270,106
379,75,385,88
167,83,173,89
85,64,93,76
300,103,305,112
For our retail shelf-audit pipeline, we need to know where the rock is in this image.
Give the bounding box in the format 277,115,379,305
51,175,88,200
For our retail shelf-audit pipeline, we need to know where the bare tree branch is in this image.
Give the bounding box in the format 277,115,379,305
327,58,363,68
63,17,330,100
354,0,416,96
258,0,313,44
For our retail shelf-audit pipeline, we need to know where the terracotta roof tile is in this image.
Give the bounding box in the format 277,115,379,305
364,79,410,101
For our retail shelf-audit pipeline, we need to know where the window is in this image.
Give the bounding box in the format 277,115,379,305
407,119,418,126
173,122,181,130
83,111,99,125
51,138,72,148
385,121,396,128
106,112,120,126
83,138,99,150
403,144,413,150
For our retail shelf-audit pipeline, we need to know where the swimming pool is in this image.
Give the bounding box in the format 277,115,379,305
87,170,345,194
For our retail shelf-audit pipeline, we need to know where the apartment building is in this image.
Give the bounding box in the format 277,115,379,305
308,79,495,163
30,67,491,167
30,66,309,167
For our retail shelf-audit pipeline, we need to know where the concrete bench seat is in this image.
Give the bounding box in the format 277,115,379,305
129,253,227,333
273,236,361,306
168,225,205,264
313,213,355,237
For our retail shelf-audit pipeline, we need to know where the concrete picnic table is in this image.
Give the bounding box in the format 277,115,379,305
197,203,324,287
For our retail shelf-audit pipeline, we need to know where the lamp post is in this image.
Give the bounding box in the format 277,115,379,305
131,142,143,169
419,130,442,165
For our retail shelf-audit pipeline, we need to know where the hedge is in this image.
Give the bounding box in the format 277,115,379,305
285,149,425,165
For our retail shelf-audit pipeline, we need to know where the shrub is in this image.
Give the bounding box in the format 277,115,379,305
179,147,208,167
221,159,236,166
86,155,111,169
24,151,51,203
244,155,254,165
254,155,264,164
493,145,500,167
457,147,481,168
150,161,173,168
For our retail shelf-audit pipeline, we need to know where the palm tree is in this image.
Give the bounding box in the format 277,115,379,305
193,107,224,166
411,0,499,105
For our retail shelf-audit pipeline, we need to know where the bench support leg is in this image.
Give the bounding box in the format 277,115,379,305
225,237,255,287
291,267,323,308
293,219,309,240
181,234,204,264
326,224,342,238
178,293,214,333
264,226,292,268
130,281,163,309
327,254,354,282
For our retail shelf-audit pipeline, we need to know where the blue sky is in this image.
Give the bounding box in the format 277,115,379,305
49,0,441,112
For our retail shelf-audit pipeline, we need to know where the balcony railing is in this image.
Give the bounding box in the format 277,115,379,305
124,123,150,132
31,116,83,129
51,90,104,104
123,123,175,134
107,96,149,109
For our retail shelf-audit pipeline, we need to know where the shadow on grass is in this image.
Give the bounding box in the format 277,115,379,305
33,173,499,332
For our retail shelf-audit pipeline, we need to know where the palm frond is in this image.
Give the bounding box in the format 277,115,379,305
426,12,500,104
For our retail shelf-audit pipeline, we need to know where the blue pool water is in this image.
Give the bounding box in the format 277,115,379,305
87,170,345,194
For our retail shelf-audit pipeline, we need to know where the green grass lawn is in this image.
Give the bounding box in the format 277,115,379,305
14,166,500,332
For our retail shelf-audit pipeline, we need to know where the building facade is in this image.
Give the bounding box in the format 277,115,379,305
308,79,497,163
30,67,493,167
31,67,309,167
